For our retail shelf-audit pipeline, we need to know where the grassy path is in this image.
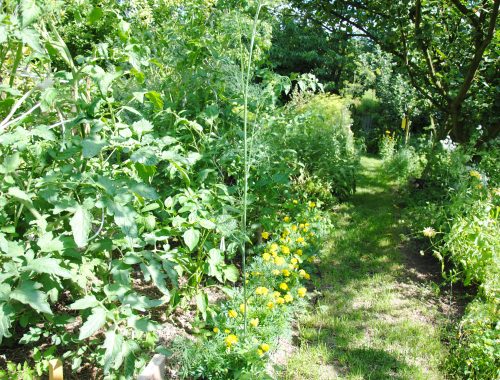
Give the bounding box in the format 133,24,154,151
284,157,450,380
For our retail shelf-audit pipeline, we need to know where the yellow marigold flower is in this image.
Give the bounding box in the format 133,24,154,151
284,216,291,223
270,243,279,252
250,318,259,327
308,201,316,208
267,301,274,309
305,273,311,280
288,264,295,270
257,348,264,356
422,227,437,238
213,327,219,333
296,249,303,256
305,223,310,227
298,269,306,278
291,258,298,265
228,309,238,318
281,245,290,255
293,199,298,204
276,297,285,304
296,237,305,244
240,303,246,313
291,225,298,231
279,282,288,291
225,334,238,347
309,232,315,237
282,269,291,277
302,228,309,233
297,287,307,297
284,293,293,303
262,252,271,261
224,329,230,334
255,286,269,296
299,223,305,229
260,343,270,352
261,231,270,240
272,269,280,276
274,256,285,266
469,170,481,180
273,291,281,298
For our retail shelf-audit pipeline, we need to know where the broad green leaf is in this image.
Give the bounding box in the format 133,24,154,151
8,187,31,202
82,137,108,158
143,262,170,298
1,152,21,173
183,228,200,252
103,329,123,374
131,183,159,200
130,147,158,166
21,0,40,26
108,202,138,238
37,232,64,252
0,303,14,344
145,91,163,111
207,248,223,281
79,307,107,340
69,295,99,310
121,294,163,311
195,291,208,320
223,265,239,283
20,28,43,53
70,205,92,248
88,7,103,24
24,257,72,278
199,219,216,229
11,281,52,315
132,119,153,138
0,284,11,301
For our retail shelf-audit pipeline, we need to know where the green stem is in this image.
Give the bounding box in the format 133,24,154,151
8,43,23,87
241,1,263,336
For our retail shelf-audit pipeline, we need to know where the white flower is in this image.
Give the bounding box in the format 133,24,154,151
422,227,437,238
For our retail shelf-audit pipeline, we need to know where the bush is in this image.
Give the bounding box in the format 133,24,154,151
402,137,499,379
282,94,359,201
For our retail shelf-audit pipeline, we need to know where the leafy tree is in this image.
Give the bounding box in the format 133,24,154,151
288,0,500,142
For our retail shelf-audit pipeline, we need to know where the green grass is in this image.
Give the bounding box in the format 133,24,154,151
283,156,449,380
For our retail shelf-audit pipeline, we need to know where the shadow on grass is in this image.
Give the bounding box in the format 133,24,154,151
286,157,447,379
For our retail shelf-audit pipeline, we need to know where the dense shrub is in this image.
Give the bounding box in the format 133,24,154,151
402,137,499,378
281,94,359,202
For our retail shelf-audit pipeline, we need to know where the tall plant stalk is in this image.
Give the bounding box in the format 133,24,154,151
241,1,263,335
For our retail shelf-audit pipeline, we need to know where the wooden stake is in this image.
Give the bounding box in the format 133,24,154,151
48,358,63,380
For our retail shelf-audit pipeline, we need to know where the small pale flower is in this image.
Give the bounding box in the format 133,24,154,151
250,318,259,327
272,269,280,276
297,287,307,297
239,303,246,313
267,301,274,309
284,293,293,303
422,227,437,238
276,297,285,304
291,258,298,265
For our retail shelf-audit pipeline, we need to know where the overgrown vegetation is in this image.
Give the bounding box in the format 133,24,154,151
1,0,498,379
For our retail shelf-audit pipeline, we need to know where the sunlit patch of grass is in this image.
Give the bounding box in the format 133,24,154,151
284,156,448,380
